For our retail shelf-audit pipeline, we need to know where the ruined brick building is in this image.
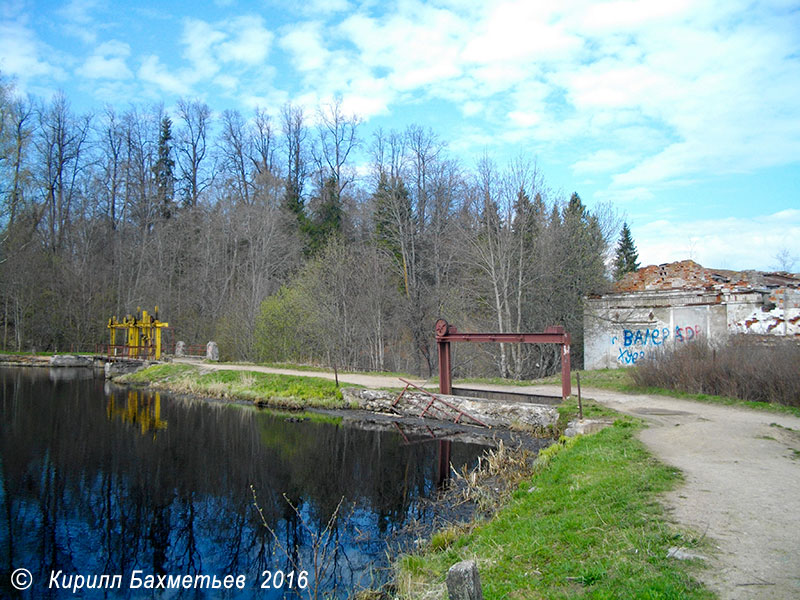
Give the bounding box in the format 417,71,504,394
583,260,800,370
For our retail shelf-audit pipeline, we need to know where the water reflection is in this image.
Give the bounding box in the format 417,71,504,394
107,390,168,435
0,367,488,598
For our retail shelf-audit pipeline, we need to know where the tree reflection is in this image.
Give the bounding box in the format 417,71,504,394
0,367,487,598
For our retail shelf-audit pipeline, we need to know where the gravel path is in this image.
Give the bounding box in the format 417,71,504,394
176,360,800,598
580,389,800,600
504,381,800,599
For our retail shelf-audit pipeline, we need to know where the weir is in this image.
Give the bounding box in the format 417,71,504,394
106,307,169,360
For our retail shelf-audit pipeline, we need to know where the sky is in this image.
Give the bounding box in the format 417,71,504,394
1,0,799,271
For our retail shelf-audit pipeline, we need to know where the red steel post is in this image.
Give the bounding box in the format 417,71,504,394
561,333,572,400
435,319,573,400
438,339,452,395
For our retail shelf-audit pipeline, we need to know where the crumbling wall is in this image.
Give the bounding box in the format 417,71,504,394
584,289,798,370
728,289,800,336
584,291,725,369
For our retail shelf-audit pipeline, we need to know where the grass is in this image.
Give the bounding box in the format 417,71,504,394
395,419,713,600
584,369,800,418
249,360,420,380
556,395,620,433
461,367,800,419
117,363,349,409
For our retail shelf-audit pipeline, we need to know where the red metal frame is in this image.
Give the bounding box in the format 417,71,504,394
394,378,490,428
435,319,572,400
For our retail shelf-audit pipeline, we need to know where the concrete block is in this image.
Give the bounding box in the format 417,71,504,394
446,560,483,600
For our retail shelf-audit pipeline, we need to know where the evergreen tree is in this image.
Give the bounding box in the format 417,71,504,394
306,175,342,254
372,171,411,260
153,116,175,219
613,222,640,280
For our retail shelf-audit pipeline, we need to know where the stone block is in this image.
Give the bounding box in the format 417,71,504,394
446,560,483,600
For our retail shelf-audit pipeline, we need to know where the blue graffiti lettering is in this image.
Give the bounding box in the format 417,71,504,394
620,326,702,348
618,348,646,364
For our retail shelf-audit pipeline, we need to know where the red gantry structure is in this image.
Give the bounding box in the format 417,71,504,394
435,319,572,400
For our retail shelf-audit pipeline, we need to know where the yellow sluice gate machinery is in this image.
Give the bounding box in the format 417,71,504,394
107,306,169,359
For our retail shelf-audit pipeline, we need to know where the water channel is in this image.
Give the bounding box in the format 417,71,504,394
0,367,492,599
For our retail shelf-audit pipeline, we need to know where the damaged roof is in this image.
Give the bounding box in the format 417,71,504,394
615,260,800,293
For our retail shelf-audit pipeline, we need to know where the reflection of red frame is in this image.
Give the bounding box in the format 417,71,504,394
434,319,572,400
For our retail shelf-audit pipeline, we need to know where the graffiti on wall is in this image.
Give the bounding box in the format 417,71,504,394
611,325,701,364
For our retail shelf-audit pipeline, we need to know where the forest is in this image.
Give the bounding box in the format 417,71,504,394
0,75,621,378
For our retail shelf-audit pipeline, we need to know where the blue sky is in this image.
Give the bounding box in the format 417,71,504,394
2,0,799,271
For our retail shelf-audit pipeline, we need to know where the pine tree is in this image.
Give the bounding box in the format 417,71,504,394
613,222,640,280
153,116,175,219
306,175,342,254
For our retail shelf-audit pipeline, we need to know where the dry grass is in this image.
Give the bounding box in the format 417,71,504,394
450,439,535,516
632,335,800,408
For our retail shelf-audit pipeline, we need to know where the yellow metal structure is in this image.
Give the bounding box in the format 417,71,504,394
107,306,169,359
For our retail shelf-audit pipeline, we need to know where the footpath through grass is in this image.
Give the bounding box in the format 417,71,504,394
462,367,800,418
568,368,800,418
396,418,713,600
117,363,348,409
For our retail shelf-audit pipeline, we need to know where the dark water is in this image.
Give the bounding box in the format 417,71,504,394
0,367,489,599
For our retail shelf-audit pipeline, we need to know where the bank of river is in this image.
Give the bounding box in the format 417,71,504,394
1,365,509,599
113,362,712,599
4,359,715,598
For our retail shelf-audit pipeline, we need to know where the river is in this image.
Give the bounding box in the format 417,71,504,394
0,366,491,599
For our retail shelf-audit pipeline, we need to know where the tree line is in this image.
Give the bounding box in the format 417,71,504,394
1,75,629,376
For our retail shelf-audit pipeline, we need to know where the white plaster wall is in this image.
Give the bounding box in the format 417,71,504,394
728,289,800,336
583,290,794,370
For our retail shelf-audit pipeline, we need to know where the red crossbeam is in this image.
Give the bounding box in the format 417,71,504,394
438,332,568,344
434,319,571,400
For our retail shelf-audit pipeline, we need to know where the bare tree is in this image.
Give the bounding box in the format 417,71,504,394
281,102,308,219
773,247,797,272
35,92,91,254
175,98,212,208
314,96,360,199
218,109,253,205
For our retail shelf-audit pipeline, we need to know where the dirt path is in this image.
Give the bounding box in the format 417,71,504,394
510,383,800,599
173,358,431,389
176,360,800,598
578,389,800,599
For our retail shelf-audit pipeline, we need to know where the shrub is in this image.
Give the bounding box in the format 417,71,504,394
631,335,800,407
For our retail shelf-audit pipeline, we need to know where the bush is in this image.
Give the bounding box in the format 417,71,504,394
631,335,800,407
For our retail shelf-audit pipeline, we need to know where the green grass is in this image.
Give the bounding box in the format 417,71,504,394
245,360,420,380
462,367,800,418
556,395,620,433
396,421,713,600
572,369,800,418
117,364,348,409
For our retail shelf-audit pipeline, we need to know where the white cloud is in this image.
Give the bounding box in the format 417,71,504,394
219,17,273,64
461,1,580,63
181,18,225,80
280,21,330,72
298,0,351,16
0,18,62,84
572,150,635,175
78,40,132,80
57,0,104,44
575,0,695,33
634,210,800,271
133,15,276,100
138,54,193,96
